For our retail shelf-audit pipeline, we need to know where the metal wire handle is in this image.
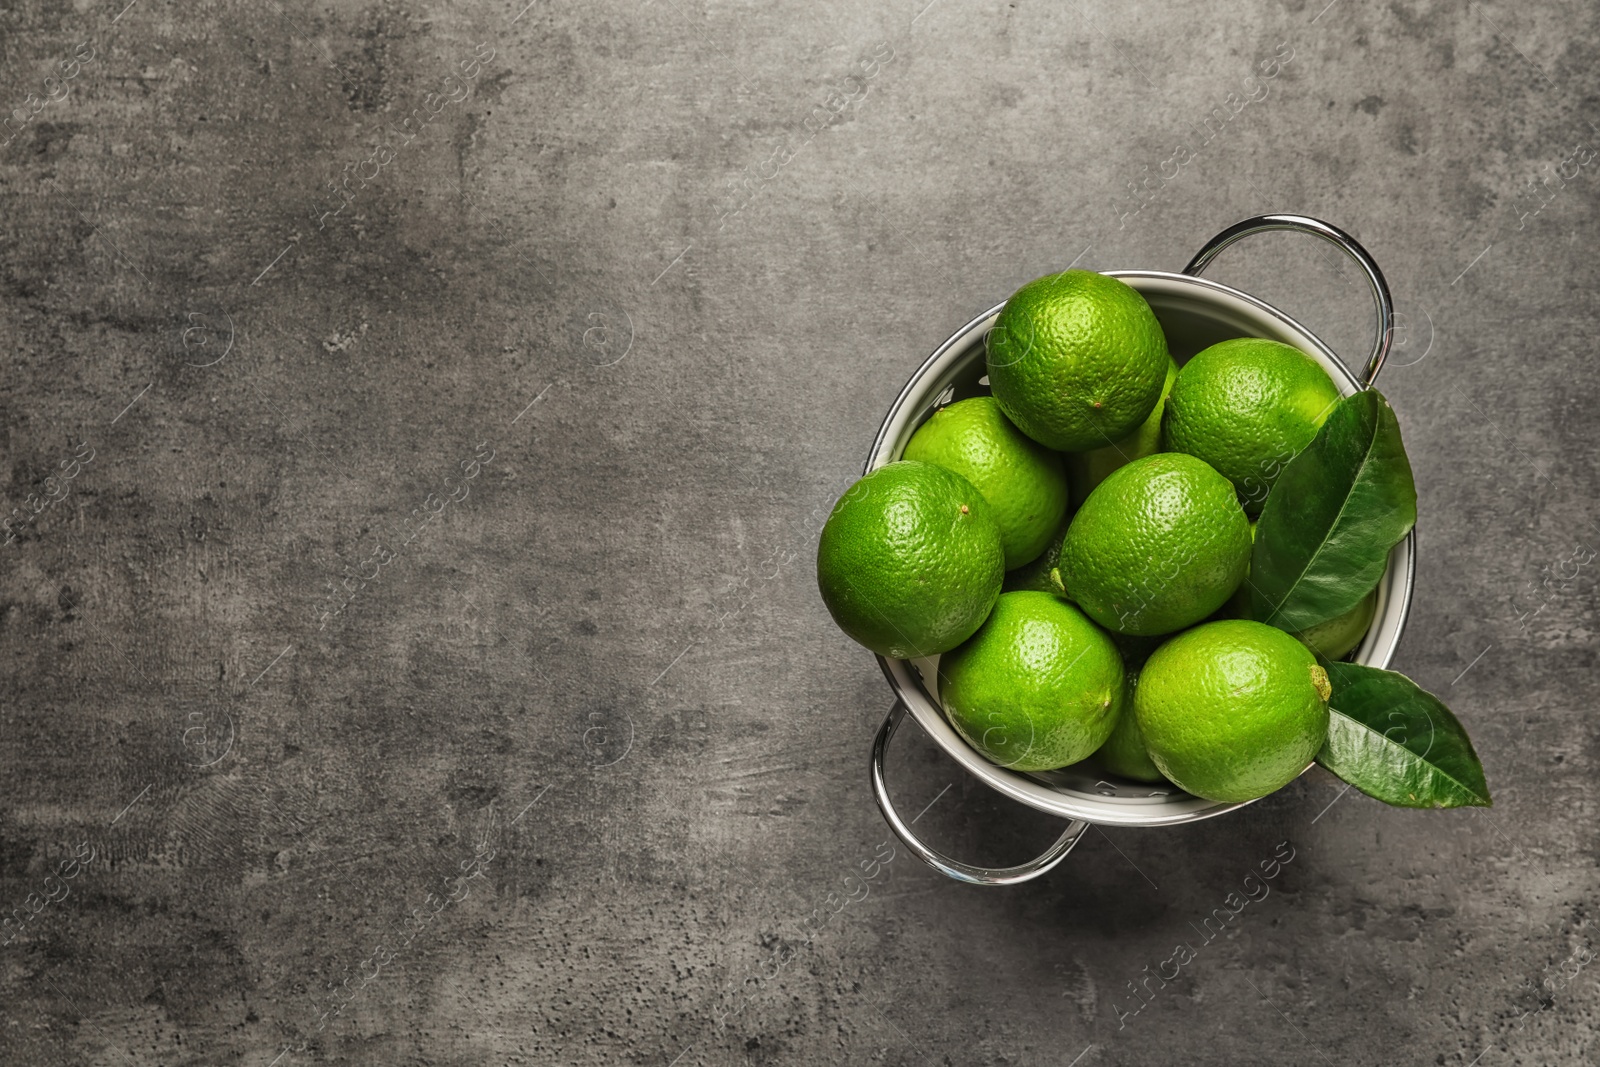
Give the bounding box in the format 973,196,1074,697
1182,214,1395,388
871,702,1087,886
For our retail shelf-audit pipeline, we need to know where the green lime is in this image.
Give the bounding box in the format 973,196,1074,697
1068,357,1179,507
817,461,1004,659
1135,619,1331,803
1162,337,1341,515
1217,519,1259,620
1093,669,1165,782
986,270,1170,452
904,396,1070,569
1003,511,1071,595
939,591,1124,771
1291,589,1377,661
1059,453,1251,636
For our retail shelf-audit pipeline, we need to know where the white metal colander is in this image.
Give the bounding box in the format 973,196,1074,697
868,215,1414,885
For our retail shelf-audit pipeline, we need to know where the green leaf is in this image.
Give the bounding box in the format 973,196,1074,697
1315,662,1491,809
1249,389,1417,632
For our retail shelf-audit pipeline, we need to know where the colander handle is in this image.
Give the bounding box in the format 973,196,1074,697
871,701,1087,886
1182,214,1395,389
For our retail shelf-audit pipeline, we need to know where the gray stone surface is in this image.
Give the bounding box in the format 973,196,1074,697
0,0,1596,1064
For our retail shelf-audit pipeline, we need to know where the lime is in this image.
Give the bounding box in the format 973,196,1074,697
904,396,1070,569
1067,357,1179,507
939,591,1124,771
817,461,1004,659
1058,452,1251,636
1134,619,1331,803
1003,511,1070,596
986,270,1170,452
1217,519,1259,620
1290,589,1377,661
1093,671,1165,782
1162,337,1341,515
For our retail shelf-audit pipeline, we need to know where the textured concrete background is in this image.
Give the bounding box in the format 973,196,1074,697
0,0,1596,1064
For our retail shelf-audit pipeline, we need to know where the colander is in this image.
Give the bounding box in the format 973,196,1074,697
867,215,1413,885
